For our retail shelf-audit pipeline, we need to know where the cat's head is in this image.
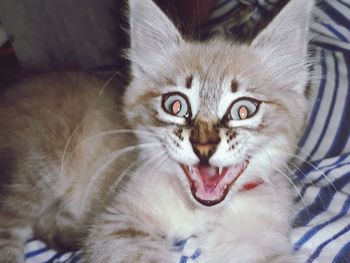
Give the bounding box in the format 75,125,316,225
124,0,313,207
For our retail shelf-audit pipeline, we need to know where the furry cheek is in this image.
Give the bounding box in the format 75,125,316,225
164,129,198,166
210,131,251,167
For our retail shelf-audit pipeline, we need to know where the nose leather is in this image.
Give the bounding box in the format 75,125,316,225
192,143,217,163
190,119,220,163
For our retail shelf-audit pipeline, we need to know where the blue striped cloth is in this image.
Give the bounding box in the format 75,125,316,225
291,153,350,263
299,0,350,162
24,238,80,263
25,0,350,262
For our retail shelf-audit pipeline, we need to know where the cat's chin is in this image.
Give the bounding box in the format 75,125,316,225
180,161,249,207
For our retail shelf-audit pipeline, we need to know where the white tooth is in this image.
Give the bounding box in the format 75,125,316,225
219,166,223,175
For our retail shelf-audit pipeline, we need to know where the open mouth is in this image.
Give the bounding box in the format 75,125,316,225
180,161,249,206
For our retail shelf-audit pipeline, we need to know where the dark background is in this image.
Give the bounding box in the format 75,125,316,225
0,0,216,88
0,0,286,88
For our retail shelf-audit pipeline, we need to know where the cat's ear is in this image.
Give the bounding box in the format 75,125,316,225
128,0,183,78
251,0,314,92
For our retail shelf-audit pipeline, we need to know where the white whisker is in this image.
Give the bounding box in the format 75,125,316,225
145,154,169,185
252,148,279,215
80,142,163,214
109,150,166,194
82,129,162,143
98,71,120,96
283,161,327,211
262,154,312,222
272,137,338,192
60,128,162,177
58,121,86,178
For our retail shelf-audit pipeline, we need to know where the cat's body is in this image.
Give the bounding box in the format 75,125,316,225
0,73,134,258
0,0,314,262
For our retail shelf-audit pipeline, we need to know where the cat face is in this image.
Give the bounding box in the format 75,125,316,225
124,0,312,207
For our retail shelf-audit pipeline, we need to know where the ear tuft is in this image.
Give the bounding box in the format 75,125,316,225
128,0,183,78
252,0,314,53
251,0,314,92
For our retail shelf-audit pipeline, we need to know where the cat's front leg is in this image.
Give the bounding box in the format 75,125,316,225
0,225,31,263
83,209,182,263
0,194,35,263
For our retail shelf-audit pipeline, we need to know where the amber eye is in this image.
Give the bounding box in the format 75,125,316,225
228,98,260,121
162,93,190,118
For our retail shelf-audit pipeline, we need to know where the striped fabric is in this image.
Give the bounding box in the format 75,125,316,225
200,0,289,41
292,153,350,263
24,0,350,262
299,0,350,163
25,239,81,263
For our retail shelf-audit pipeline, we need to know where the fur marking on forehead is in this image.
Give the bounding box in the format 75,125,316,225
185,76,193,89
231,79,239,93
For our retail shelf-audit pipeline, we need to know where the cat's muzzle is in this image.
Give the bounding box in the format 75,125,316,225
180,161,249,206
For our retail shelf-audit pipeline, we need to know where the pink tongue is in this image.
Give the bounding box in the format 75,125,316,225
197,166,225,191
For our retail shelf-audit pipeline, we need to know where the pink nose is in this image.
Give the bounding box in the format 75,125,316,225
191,143,217,163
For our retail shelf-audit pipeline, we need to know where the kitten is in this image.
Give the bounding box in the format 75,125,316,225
0,0,313,262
